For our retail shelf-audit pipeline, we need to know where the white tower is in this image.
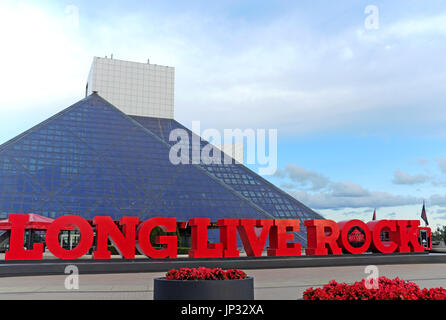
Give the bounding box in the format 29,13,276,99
86,56,175,119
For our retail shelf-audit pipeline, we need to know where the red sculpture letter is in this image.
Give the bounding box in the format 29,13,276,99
395,220,425,253
137,217,177,258
367,220,398,253
5,214,43,260
267,219,301,256
305,219,342,255
237,219,273,257
46,215,94,259
189,218,223,258
217,219,240,257
337,220,371,254
93,216,139,259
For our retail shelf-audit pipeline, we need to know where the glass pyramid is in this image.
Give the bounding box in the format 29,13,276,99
0,93,323,245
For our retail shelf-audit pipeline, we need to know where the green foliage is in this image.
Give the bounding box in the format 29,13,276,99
104,225,190,255
177,247,191,255
432,226,446,244
150,226,182,247
106,244,190,255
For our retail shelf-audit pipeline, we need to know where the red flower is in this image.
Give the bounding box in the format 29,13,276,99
226,269,247,280
303,277,446,300
164,267,247,280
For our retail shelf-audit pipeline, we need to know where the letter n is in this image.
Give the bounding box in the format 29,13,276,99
93,216,139,259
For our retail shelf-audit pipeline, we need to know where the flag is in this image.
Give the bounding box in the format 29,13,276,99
421,201,428,226
372,209,376,221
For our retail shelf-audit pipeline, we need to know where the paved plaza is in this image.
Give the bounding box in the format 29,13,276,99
0,263,445,299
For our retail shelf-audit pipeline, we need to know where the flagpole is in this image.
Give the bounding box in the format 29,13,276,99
421,200,428,227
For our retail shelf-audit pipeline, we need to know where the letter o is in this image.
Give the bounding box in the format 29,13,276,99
338,220,371,254
46,215,94,259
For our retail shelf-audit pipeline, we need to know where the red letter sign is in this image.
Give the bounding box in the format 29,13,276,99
46,215,94,259
137,217,177,258
237,219,273,257
267,219,301,256
5,214,43,260
395,220,425,253
217,219,240,257
337,220,371,254
3,214,429,260
367,220,398,253
93,216,139,259
305,219,342,255
189,218,223,258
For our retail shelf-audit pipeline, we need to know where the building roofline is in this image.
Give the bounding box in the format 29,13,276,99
92,56,175,69
0,95,92,153
91,93,282,222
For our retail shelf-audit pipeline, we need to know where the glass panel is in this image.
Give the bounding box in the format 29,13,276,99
0,94,281,243
132,115,325,244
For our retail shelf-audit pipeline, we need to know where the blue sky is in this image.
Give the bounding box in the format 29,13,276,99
0,0,446,226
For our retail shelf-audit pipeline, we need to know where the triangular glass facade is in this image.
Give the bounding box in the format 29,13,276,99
0,93,323,245
131,116,324,243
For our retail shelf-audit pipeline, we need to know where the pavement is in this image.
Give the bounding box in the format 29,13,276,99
0,263,446,299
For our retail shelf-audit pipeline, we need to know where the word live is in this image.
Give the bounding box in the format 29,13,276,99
4,214,430,260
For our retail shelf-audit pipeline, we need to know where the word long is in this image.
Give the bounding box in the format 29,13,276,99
4,214,427,260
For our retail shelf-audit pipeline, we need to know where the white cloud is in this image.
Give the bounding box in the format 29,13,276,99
279,182,297,189
437,157,446,174
386,212,397,218
275,163,422,210
183,12,446,136
339,47,354,61
0,3,88,108
386,14,446,38
430,194,446,207
330,181,370,197
392,169,428,185
290,189,420,210
1,3,446,139
274,164,330,191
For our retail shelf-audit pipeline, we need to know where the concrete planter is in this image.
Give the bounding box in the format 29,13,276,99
153,277,254,300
